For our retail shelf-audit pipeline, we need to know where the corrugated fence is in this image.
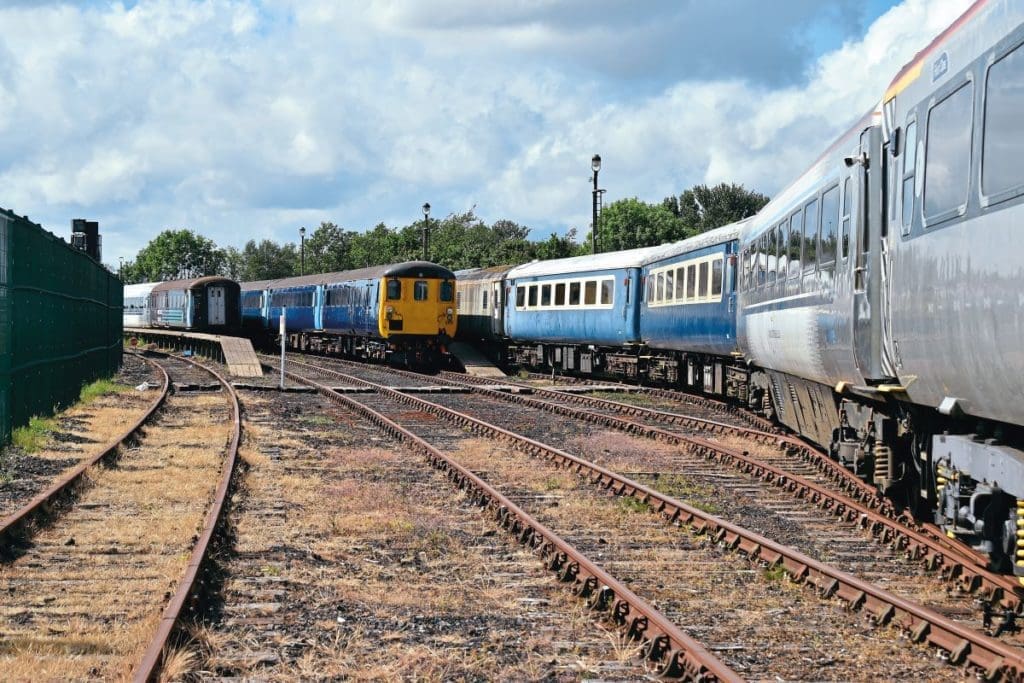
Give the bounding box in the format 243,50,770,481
0,208,123,444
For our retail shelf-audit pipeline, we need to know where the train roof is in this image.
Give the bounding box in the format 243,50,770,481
455,264,516,281
241,261,456,291
639,222,747,266
507,244,668,280
150,276,239,293
123,282,158,297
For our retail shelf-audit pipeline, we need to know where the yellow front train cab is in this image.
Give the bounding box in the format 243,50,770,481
377,261,458,343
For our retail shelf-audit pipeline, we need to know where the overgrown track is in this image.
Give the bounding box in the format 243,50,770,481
277,355,1024,680
301,353,1021,615
0,352,241,681
269,360,739,681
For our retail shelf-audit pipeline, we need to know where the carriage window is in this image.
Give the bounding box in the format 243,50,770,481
387,279,402,300
569,282,581,305
766,229,777,285
698,262,709,298
540,284,551,306
601,280,613,305
516,285,525,308
820,185,839,265
481,289,488,310
803,198,819,271
687,264,697,299
788,211,802,279
902,121,917,230
775,224,786,282
413,280,429,301
555,283,566,306
655,272,664,302
841,178,852,258
645,277,653,304
675,267,685,299
983,44,1024,197
528,285,538,307
712,259,723,297
924,81,973,219
665,270,674,302
455,291,462,310
584,280,597,305
440,280,453,302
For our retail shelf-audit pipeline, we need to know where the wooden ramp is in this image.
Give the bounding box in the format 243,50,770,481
125,328,264,378
449,342,506,378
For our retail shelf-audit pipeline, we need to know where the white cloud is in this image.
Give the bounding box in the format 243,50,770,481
0,0,975,266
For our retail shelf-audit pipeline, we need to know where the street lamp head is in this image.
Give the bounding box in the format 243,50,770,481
591,154,601,173
422,202,431,217
299,226,306,237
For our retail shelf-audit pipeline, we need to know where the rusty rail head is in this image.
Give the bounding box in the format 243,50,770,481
276,364,740,682
0,352,170,553
133,353,242,683
278,356,1024,680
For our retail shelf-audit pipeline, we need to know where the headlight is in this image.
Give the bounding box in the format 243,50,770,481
446,308,453,315
386,306,394,313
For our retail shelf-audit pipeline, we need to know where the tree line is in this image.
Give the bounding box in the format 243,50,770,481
118,183,769,284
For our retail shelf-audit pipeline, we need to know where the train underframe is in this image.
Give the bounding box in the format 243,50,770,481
269,329,449,370
506,340,1024,577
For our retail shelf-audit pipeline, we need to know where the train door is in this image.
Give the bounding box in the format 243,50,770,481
851,125,893,382
208,286,226,326
314,285,324,330
491,280,503,337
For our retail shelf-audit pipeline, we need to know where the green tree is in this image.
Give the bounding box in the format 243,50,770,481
673,183,769,233
130,229,226,281
304,221,351,274
222,246,244,280
534,228,581,261
239,239,298,280
592,198,691,252
349,223,401,268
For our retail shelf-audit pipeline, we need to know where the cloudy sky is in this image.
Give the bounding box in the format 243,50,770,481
0,0,973,268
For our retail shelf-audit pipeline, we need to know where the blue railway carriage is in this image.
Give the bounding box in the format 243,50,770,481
503,247,661,373
454,265,516,342
639,223,744,393
127,276,241,331
240,279,274,331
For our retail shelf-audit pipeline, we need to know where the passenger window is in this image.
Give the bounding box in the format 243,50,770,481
687,264,697,299
902,121,918,231
820,185,839,265
778,223,789,281
766,229,777,285
924,81,974,219
540,284,551,306
516,286,525,308
803,198,819,272
601,280,613,305
555,283,566,306
584,280,597,305
675,267,685,299
665,270,674,301
528,285,538,307
712,259,723,297
482,289,488,310
655,273,664,302
698,262,709,298
983,43,1024,197
440,280,453,302
569,282,581,305
841,178,852,258
387,279,401,300
455,291,462,310
414,281,429,301
788,211,802,279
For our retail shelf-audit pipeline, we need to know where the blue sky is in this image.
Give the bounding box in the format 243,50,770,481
0,0,972,269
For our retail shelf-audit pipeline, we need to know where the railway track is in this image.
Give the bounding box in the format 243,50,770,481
273,353,1024,679
298,353,1020,615
0,351,240,681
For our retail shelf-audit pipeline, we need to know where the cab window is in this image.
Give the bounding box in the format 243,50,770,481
414,280,428,301
387,279,402,300
440,280,454,302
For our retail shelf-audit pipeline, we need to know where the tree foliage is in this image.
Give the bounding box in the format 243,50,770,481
671,183,770,233
122,229,225,283
592,198,692,252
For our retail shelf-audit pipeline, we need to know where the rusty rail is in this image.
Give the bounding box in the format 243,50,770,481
279,356,1024,679
276,363,738,681
0,353,170,552
133,353,242,682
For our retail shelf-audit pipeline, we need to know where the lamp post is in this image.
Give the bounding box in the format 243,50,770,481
422,202,431,261
591,154,601,254
299,226,306,275
118,256,124,279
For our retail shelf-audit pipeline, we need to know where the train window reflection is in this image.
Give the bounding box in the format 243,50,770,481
516,285,525,308
820,185,839,265
698,262,709,298
584,281,597,305
601,280,613,305
555,283,566,305
528,285,538,307
414,281,429,301
569,282,581,306
841,178,852,259
675,267,685,298
687,264,697,299
902,121,917,230
788,211,802,279
387,279,402,300
655,273,664,301
924,81,973,219
803,198,819,272
540,284,551,306
712,259,723,297
983,43,1024,197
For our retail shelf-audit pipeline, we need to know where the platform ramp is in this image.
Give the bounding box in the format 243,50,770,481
449,342,506,378
125,329,264,378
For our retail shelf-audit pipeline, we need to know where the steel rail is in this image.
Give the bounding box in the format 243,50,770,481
133,353,242,682
274,364,738,682
0,352,170,553
279,357,1024,679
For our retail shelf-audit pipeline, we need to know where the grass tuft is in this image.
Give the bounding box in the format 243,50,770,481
79,377,128,404
11,415,57,452
617,496,651,514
